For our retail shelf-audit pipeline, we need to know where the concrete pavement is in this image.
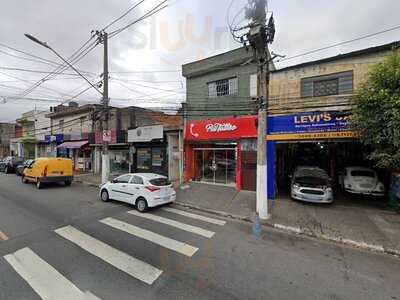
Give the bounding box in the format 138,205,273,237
1,173,399,299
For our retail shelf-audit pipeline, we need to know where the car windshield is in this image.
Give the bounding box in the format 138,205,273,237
351,170,375,177
149,178,171,186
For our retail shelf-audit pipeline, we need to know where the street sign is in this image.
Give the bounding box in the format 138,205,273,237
103,130,111,142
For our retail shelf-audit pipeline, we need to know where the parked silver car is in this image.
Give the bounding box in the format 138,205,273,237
291,166,333,203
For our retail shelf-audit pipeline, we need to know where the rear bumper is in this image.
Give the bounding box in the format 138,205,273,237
345,188,385,197
39,176,73,183
148,194,176,207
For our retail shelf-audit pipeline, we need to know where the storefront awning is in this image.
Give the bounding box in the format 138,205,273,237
57,140,88,149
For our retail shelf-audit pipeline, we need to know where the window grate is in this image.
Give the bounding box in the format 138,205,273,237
313,79,339,97
208,77,238,97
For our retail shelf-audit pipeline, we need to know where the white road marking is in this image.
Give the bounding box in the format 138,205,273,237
4,247,99,300
0,229,9,241
55,226,162,285
161,207,226,226
100,218,198,257
128,210,215,238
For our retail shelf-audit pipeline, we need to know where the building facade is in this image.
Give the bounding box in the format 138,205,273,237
266,41,399,199
182,47,272,191
0,123,15,157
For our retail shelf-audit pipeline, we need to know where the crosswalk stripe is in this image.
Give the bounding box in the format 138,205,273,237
55,226,162,285
161,207,226,226
100,218,198,257
4,247,100,300
127,210,215,238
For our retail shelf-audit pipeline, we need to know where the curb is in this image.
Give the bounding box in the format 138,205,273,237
74,180,99,188
175,201,400,259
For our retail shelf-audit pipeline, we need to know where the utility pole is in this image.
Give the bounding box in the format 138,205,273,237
96,31,110,184
243,0,275,220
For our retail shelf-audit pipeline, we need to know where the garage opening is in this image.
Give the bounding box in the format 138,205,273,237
275,140,390,208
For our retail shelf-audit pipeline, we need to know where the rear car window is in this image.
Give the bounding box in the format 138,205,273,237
350,170,375,177
149,178,171,186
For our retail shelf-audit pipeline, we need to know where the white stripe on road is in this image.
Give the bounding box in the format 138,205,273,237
161,207,226,226
127,210,215,238
101,218,198,257
4,247,100,300
55,226,162,285
0,229,9,241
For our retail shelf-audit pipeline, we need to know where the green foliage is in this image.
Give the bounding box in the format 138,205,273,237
352,50,400,170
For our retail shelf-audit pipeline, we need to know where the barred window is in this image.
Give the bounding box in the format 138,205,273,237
208,77,238,97
313,79,339,97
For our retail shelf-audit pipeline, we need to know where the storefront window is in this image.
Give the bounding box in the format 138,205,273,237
110,150,130,174
152,148,163,167
137,148,152,171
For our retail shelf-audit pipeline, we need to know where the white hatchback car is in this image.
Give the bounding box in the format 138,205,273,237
99,173,176,212
339,167,385,196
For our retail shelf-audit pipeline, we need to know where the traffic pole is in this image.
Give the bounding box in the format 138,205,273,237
101,31,110,184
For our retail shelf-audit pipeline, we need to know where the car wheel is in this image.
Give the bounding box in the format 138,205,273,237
101,189,109,202
136,197,148,213
36,180,42,189
65,180,72,187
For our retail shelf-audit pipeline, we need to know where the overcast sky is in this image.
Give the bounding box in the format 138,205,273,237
0,0,399,122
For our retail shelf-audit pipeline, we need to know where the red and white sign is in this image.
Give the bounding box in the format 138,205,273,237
103,130,112,142
185,116,257,141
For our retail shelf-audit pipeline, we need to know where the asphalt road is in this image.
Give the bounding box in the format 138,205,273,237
0,173,399,300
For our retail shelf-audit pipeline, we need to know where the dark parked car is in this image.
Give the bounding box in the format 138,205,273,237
0,156,25,173
15,159,34,176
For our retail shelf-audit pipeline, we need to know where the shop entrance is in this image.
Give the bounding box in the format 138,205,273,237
193,148,236,186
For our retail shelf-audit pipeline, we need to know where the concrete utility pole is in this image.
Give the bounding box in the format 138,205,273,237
97,31,110,184
244,0,275,220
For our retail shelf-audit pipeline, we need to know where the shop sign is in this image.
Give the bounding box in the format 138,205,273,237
45,134,64,144
185,116,257,141
128,125,163,142
267,111,355,140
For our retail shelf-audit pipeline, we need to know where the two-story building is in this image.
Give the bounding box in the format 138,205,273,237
182,47,273,191
266,41,399,199
0,123,15,157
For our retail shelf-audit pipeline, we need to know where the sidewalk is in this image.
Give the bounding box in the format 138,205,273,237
74,173,101,187
74,174,400,256
176,182,400,256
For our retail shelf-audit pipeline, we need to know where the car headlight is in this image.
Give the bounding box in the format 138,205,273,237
326,187,333,193
377,183,385,192
293,183,300,190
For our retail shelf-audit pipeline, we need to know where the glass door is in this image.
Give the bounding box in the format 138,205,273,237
193,148,236,185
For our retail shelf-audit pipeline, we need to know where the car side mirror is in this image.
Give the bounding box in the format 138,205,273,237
288,175,293,179
112,179,117,183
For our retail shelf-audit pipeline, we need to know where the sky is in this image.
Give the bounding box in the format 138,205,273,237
0,0,399,122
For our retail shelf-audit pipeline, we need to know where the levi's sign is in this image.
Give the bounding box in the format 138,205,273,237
185,116,257,141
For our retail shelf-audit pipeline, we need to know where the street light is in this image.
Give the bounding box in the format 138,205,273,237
24,33,103,96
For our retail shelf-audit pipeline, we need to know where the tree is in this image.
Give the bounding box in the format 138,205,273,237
352,50,400,170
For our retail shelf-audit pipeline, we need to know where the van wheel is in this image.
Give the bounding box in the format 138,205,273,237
36,180,42,189
65,180,72,187
101,189,109,202
136,197,148,213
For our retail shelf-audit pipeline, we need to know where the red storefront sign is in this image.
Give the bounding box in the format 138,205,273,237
185,116,257,141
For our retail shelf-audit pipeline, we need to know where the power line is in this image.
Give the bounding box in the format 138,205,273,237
277,24,400,63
